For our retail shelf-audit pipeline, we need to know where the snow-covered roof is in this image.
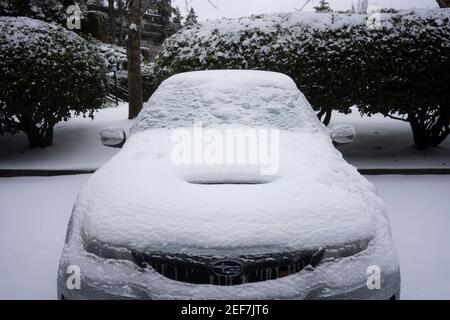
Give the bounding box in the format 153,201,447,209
131,70,324,133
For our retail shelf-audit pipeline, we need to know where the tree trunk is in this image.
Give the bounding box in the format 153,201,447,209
316,108,333,126
108,0,116,42
21,120,54,148
127,0,143,119
117,0,124,44
409,116,429,150
323,109,332,126
436,0,450,8
430,106,450,147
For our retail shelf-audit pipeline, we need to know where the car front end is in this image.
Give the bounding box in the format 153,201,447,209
57,71,400,300
58,204,400,300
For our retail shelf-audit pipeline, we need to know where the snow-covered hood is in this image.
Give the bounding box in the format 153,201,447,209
77,128,387,254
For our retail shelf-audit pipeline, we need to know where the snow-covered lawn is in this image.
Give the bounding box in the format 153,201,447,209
0,174,449,299
0,105,448,171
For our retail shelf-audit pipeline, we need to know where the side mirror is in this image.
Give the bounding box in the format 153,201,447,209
99,127,127,148
330,124,356,145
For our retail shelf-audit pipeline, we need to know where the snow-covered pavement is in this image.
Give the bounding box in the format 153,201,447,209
0,174,449,299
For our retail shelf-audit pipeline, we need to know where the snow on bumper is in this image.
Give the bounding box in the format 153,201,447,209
57,226,400,300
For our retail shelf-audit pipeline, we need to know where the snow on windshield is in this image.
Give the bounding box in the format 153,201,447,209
130,70,324,133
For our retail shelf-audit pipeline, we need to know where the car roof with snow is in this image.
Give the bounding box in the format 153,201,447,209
130,70,324,133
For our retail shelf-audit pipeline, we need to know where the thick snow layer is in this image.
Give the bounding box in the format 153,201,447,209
2,175,449,299
59,71,399,298
131,70,323,133
0,17,61,47
80,128,386,251
160,9,450,63
192,9,450,34
76,71,388,252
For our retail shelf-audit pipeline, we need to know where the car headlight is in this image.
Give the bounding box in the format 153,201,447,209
322,238,371,261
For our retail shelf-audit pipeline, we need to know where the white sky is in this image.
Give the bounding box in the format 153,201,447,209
173,0,439,21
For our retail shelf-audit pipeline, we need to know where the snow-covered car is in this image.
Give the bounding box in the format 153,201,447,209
57,70,400,300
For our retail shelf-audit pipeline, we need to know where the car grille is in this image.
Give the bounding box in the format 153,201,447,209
131,249,325,286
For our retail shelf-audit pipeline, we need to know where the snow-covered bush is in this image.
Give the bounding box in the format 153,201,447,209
96,42,148,72
0,17,108,148
96,42,128,72
0,0,87,25
152,9,450,148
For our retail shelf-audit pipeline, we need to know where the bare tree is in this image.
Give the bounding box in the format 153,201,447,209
127,0,143,119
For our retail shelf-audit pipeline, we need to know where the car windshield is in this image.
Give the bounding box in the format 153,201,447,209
130,70,324,134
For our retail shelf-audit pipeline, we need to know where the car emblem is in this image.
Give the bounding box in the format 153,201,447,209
212,260,243,277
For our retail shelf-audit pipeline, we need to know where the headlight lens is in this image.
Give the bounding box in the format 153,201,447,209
322,238,371,261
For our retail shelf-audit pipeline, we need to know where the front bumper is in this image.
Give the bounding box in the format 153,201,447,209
57,268,400,300
57,242,400,300
58,203,400,300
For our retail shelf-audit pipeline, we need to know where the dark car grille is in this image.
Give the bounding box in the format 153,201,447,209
132,249,325,286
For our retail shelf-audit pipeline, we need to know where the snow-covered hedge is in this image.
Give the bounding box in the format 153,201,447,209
152,9,450,148
0,17,108,147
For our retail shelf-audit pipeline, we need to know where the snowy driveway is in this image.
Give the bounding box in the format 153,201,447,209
0,174,449,299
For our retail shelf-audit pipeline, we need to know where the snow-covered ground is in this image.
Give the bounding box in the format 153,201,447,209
0,175,90,299
0,105,448,171
0,174,449,299
0,103,132,171
369,175,450,300
331,109,450,169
